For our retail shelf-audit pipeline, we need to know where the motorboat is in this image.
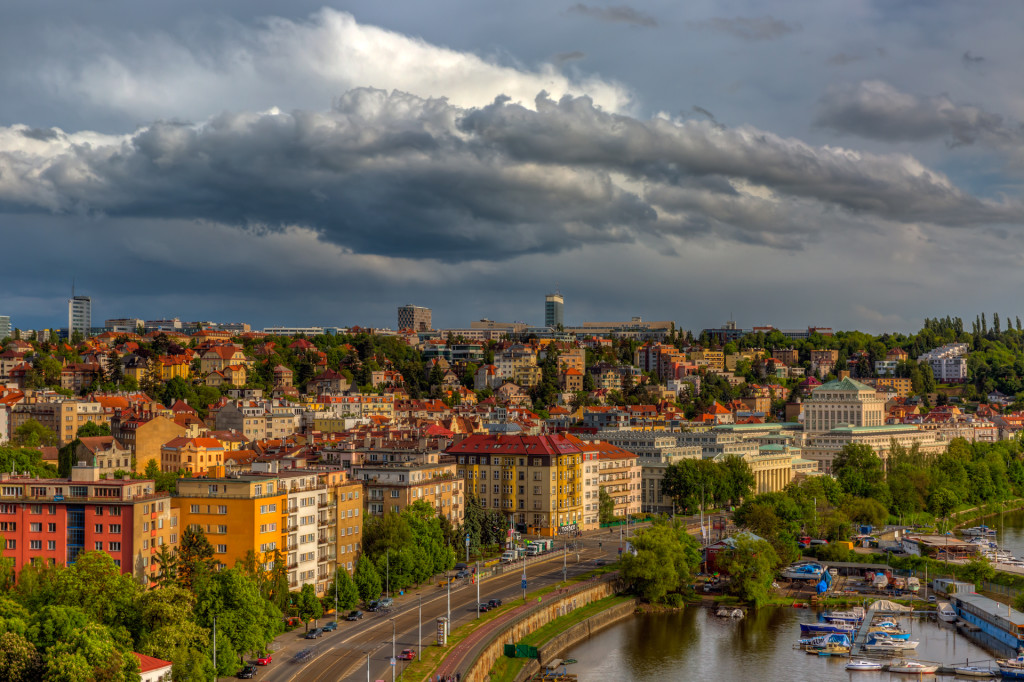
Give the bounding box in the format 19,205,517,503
953,665,998,677
868,630,911,642
799,622,856,635
906,577,920,593
962,525,997,537
822,606,864,623
863,639,918,652
715,607,744,618
889,660,939,674
797,633,851,650
997,655,1024,679
937,602,957,622
845,660,883,671
813,643,850,657
781,562,825,580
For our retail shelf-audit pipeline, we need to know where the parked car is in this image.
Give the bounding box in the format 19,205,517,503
367,600,379,612
809,539,829,546
399,648,416,661
305,628,323,639
323,621,338,632
377,598,393,609
477,603,490,612
455,570,471,579
454,562,468,572
346,610,364,621
488,598,502,608
256,654,272,666
238,664,258,679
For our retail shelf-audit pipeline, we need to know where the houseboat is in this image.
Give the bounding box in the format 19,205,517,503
950,592,1024,656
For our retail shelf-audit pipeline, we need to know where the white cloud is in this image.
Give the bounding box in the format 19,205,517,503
35,8,631,123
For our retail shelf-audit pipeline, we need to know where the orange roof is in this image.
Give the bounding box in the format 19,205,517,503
134,653,172,674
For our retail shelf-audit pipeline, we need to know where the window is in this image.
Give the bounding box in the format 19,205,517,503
48,505,55,515
190,504,200,514
30,523,41,532
109,507,121,517
47,540,56,551
94,524,103,533
390,490,399,498
30,540,42,550
217,545,227,554
217,524,227,534
109,542,121,551
110,524,121,534
30,505,41,515
218,505,227,515
95,542,103,550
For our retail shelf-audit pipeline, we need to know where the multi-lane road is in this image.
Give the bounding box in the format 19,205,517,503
239,532,630,682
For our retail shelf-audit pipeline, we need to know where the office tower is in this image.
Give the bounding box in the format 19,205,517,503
545,292,564,328
397,304,432,332
68,295,92,338
0,316,10,340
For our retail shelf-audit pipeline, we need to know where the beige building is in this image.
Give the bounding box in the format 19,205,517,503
111,414,187,474
353,453,464,525
746,445,794,494
447,434,583,536
592,431,701,515
803,424,944,473
75,436,134,477
803,377,886,434
11,400,109,446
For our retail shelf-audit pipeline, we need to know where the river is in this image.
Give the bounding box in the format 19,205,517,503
563,607,996,681
982,508,1024,560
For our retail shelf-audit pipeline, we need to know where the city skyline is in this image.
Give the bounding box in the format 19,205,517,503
2,2,1024,333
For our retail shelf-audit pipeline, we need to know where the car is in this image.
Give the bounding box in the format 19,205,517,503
322,621,337,632
256,654,272,666
809,539,829,546
346,610,364,621
455,570,471,579
238,664,258,679
398,648,416,661
377,598,393,609
477,602,490,612
488,598,503,608
594,559,607,566
305,628,323,639
454,562,468,571
292,648,313,664
927,595,937,603
367,600,379,612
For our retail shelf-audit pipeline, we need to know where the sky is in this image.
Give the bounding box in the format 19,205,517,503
2,0,1023,334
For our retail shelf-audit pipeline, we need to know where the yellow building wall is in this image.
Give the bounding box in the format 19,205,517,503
174,492,285,571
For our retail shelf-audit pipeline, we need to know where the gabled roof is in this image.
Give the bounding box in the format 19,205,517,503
134,653,173,674
815,377,874,392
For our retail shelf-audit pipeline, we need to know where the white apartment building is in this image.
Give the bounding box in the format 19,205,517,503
917,343,970,383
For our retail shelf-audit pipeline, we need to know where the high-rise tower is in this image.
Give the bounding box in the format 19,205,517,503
544,292,564,328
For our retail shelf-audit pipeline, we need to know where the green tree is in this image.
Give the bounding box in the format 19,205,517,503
832,443,887,502
325,567,360,613
661,458,722,514
41,622,139,682
194,569,281,673
841,497,889,527
958,557,996,588
927,488,959,529
12,420,58,448
719,455,756,507
75,422,110,438
619,522,701,603
177,526,216,593
0,631,42,682
296,584,323,631
150,545,179,589
719,533,780,608
353,557,382,604
0,447,58,478
598,488,616,525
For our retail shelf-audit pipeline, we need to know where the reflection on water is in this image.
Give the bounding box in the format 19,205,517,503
988,508,1024,561
564,607,996,681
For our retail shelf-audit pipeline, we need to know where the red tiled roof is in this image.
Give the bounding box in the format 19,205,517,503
133,653,173,673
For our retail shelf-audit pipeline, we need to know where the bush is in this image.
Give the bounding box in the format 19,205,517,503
662,592,685,608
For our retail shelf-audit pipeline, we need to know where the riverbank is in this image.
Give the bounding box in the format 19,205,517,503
951,497,1024,530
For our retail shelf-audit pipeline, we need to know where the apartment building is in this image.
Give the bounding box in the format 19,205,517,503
0,466,178,585
917,343,969,383
160,437,226,475
352,453,464,525
593,431,701,515
809,349,839,375
447,434,583,536
334,477,364,577
11,400,109,446
110,412,187,474
75,437,134,477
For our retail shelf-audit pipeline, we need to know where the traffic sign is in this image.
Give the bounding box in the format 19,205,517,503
390,658,396,666
521,579,527,589
465,535,471,547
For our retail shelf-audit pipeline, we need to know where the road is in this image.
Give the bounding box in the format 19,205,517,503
228,518,706,682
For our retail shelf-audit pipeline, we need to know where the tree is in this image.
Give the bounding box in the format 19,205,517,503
718,533,780,608
927,488,959,528
619,522,701,603
75,422,110,438
842,497,889,528
0,631,42,682
133,586,209,665
0,447,58,478
598,488,616,525
11,420,57,448
177,526,216,593
958,557,996,588
151,545,179,588
325,567,360,613
661,458,722,514
832,443,887,501
353,557,382,605
194,569,280,673
296,584,323,631
41,622,139,682
719,455,756,507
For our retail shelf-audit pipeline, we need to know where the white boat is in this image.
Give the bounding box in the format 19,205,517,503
863,639,918,652
781,562,825,580
937,602,957,622
845,660,883,671
962,526,997,537
997,655,1024,679
954,665,998,677
906,577,920,593
889,659,939,674
822,606,864,622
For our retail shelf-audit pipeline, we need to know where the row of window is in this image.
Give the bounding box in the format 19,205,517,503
189,504,229,514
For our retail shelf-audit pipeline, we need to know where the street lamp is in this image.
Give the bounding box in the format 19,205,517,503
446,569,451,626
391,618,396,682
417,593,422,657
364,650,370,682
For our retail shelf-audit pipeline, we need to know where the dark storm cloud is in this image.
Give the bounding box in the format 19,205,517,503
1,88,1021,273
815,80,1018,147
688,16,800,41
567,4,657,28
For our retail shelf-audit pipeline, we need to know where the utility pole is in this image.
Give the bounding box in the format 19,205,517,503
364,651,370,682
417,593,422,656
391,618,396,682
476,560,480,618
446,570,451,625
386,551,390,600
335,568,339,623
563,534,567,583
522,548,527,603
212,614,217,681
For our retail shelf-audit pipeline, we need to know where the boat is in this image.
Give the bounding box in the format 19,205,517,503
937,602,957,622
814,643,850,657
799,622,856,634
997,655,1024,679
781,562,825,580
867,630,911,642
715,607,744,618
953,665,997,677
797,633,851,650
845,660,883,671
906,577,920,593
889,659,939,674
962,525,997,537
822,606,864,623
863,639,918,652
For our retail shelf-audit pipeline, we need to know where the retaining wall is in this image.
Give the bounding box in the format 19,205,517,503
461,580,617,682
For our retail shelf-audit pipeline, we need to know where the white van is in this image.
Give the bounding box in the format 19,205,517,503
500,550,518,563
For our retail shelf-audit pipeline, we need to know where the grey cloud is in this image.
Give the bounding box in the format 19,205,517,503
0,88,1020,272
689,16,800,41
815,80,1018,147
567,4,657,28
19,127,62,141
691,105,724,130
828,53,863,66
554,51,586,64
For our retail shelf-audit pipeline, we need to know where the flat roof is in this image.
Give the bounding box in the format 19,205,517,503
956,592,1024,627
828,425,922,433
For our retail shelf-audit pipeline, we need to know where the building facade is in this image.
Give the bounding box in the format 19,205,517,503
68,295,92,338
545,293,564,329
398,305,432,332
802,377,886,434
